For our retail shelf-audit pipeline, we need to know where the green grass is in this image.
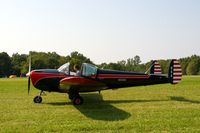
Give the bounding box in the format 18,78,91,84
0,76,200,133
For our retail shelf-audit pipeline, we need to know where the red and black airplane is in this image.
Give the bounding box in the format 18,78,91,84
27,59,182,105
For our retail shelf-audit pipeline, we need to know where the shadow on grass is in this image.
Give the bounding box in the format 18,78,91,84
46,94,168,121
105,99,165,104
45,102,69,106
74,94,170,121
170,96,200,104
74,93,131,121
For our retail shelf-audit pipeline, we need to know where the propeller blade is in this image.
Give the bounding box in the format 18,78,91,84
26,53,31,76
28,53,31,73
28,77,30,95
27,53,31,95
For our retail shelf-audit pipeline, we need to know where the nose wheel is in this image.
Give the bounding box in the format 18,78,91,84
33,95,42,103
33,91,44,103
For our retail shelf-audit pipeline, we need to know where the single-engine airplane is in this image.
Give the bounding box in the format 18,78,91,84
27,59,182,105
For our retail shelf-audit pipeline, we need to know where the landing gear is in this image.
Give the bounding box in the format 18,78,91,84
33,96,42,103
33,91,44,103
68,90,76,100
68,89,83,105
73,95,83,105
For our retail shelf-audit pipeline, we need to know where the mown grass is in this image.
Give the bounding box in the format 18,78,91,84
0,76,200,133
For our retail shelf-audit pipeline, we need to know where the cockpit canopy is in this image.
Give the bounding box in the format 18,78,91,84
81,63,97,77
57,63,70,75
57,63,98,77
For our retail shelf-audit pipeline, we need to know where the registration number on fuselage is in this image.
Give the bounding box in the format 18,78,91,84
118,78,127,82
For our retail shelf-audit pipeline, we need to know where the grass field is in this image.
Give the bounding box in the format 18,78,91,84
0,76,200,133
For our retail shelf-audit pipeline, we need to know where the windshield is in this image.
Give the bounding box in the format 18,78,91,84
57,63,70,74
81,63,97,77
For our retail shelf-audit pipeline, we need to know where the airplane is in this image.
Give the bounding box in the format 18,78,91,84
27,59,182,105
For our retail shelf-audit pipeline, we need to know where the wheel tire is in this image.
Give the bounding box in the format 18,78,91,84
33,96,42,103
73,96,83,105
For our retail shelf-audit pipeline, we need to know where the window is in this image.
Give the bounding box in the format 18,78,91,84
57,63,70,74
81,63,97,77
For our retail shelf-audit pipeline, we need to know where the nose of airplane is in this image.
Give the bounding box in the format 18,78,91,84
27,70,34,95
26,72,30,77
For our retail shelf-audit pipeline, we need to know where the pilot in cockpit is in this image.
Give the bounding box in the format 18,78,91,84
73,64,81,76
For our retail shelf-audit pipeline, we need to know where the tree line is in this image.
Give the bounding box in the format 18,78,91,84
0,51,199,77
101,55,200,75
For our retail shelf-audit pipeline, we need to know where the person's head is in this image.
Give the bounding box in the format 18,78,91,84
73,64,80,71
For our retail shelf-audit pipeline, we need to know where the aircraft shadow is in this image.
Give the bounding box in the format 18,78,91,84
169,96,200,104
45,102,70,106
74,93,131,121
43,95,200,121
74,93,170,121
105,99,165,104
46,94,170,121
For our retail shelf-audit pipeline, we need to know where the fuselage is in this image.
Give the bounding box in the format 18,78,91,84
28,60,181,105
30,68,170,93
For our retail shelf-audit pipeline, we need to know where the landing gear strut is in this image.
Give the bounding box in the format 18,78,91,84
68,90,83,105
33,91,44,103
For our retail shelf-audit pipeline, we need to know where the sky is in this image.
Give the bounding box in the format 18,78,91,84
0,0,200,64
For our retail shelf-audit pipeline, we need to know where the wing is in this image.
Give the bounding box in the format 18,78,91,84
59,76,107,92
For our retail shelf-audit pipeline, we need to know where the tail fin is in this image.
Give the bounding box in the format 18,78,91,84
150,60,162,74
168,59,182,84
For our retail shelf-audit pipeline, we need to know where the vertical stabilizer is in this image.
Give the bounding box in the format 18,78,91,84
168,59,182,84
150,61,162,74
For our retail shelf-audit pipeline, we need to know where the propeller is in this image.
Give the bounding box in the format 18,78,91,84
28,76,30,94
26,53,31,95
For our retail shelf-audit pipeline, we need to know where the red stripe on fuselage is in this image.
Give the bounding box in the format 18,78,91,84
97,74,150,79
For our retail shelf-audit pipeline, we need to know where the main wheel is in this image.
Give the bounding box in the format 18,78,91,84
33,96,42,103
73,96,83,105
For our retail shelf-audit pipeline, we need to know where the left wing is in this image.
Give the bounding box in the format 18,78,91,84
59,76,107,92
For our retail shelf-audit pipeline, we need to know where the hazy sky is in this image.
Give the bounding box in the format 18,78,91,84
0,0,200,63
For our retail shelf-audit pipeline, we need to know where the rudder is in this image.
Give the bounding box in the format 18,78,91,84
168,59,182,84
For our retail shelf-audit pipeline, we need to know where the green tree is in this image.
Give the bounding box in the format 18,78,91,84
0,52,11,77
179,57,190,75
11,53,27,76
186,58,200,75
134,64,146,72
30,51,48,69
66,51,93,71
117,60,126,70
125,56,141,71
126,58,135,71
158,60,170,74
133,55,141,66
106,63,123,70
98,63,108,69
47,52,60,69
59,56,67,66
